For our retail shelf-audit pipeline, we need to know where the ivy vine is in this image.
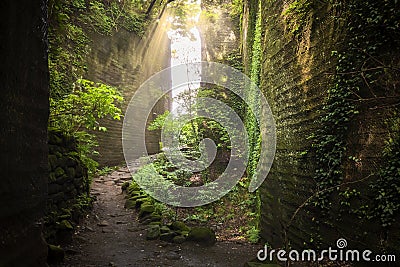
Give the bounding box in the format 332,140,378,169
309,0,400,234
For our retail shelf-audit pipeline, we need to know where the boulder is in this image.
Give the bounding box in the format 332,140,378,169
139,203,155,217
160,225,171,233
124,199,136,209
140,213,162,224
160,231,177,242
146,225,160,240
48,155,58,170
54,167,65,178
188,227,216,246
170,221,190,232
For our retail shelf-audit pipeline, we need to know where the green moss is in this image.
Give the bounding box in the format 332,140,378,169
188,227,216,246
170,221,191,232
146,225,160,240
124,199,136,209
57,219,73,230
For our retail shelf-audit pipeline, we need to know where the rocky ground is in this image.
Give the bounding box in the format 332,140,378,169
55,164,262,267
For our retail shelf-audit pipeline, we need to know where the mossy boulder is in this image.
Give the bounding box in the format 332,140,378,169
188,227,216,246
160,225,171,233
47,244,65,264
66,167,76,178
146,225,160,240
135,197,151,208
49,155,58,170
124,199,136,209
54,167,65,177
160,231,177,242
128,190,142,197
139,203,155,217
170,221,190,232
140,213,162,224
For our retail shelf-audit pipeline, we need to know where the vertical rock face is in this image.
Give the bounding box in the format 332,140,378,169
199,0,239,62
248,1,336,248
0,0,49,266
87,27,171,166
242,0,400,253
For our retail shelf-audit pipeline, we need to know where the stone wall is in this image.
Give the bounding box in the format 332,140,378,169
200,0,239,62
253,0,336,249
242,0,400,254
0,1,49,266
86,26,171,167
45,130,90,244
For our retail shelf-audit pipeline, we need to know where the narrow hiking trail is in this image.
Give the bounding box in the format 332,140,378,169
58,164,260,267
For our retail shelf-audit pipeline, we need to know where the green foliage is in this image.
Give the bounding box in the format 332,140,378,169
282,0,314,35
48,0,147,97
48,2,90,98
71,131,100,177
228,0,243,20
81,1,146,35
246,225,260,243
72,193,94,213
148,111,170,131
168,0,202,38
49,79,123,176
245,0,262,179
370,115,400,227
85,1,115,34
96,166,118,177
49,79,123,133
309,0,400,233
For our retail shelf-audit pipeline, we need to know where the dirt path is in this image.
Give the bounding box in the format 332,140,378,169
58,165,261,267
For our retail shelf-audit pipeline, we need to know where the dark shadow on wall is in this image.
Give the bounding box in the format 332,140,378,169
0,1,49,266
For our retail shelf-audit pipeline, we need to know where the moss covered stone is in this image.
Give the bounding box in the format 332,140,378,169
170,221,190,232
139,203,155,217
124,199,136,209
146,225,160,240
188,227,216,246
160,231,177,242
54,167,65,177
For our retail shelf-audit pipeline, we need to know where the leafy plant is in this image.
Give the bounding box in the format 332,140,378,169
370,115,400,227
49,79,123,176
247,225,260,243
96,166,118,177
50,79,123,133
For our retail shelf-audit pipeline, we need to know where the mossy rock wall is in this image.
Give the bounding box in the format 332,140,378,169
45,130,91,244
242,0,400,254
